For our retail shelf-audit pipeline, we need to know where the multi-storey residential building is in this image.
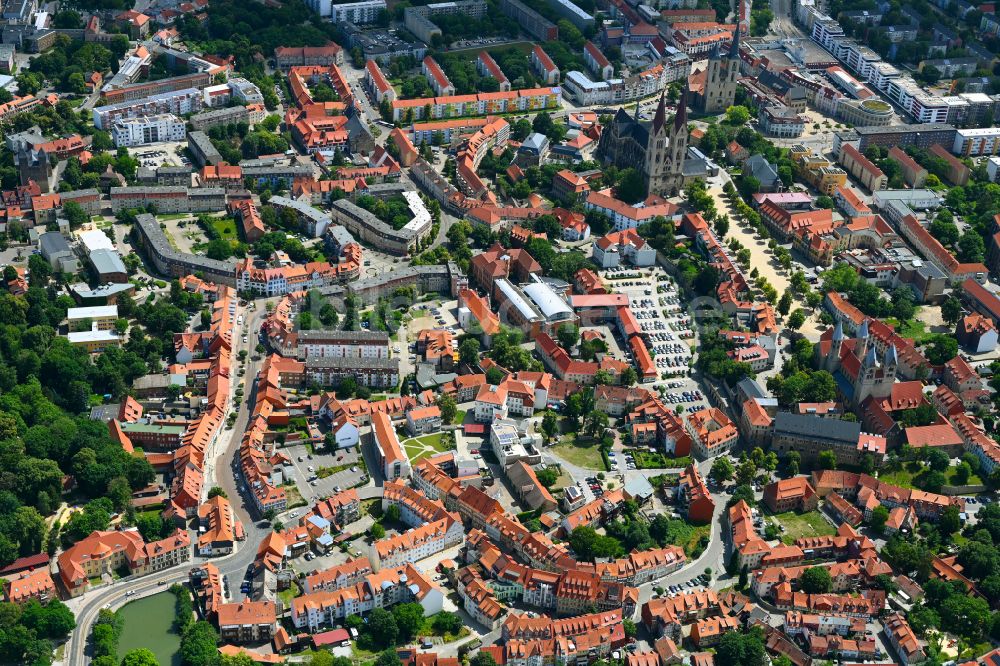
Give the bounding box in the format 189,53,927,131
290,563,442,630
111,186,226,214
92,88,203,130
111,113,186,147
303,557,373,594
132,213,238,286
953,127,1000,156
275,44,344,70
364,60,395,104
329,199,428,256
102,71,212,105
67,305,119,331
839,144,887,192
305,0,387,22
592,229,656,268
423,56,455,96
883,612,925,665
217,602,277,644
584,41,613,81
531,45,560,85
304,356,399,388
58,529,191,597
687,408,739,459
676,464,715,523
372,515,464,568
390,88,561,122
293,330,390,360
197,495,236,557
372,411,410,481
499,0,558,40
189,105,253,131
759,104,805,138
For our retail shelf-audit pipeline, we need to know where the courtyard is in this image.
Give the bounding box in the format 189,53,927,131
768,509,837,544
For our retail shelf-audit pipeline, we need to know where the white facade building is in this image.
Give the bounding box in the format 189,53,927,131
306,0,387,23
111,113,186,147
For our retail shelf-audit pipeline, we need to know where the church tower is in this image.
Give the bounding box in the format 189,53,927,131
644,93,671,195
696,26,742,114
825,320,844,373
662,87,689,196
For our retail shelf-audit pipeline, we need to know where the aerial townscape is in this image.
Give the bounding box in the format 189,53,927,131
6,0,1000,665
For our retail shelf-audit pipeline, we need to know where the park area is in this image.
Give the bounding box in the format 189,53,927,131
402,433,451,463
551,434,607,470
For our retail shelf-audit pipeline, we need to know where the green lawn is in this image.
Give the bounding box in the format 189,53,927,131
210,217,238,239
633,451,692,469
551,434,606,470
453,409,467,425
403,433,450,463
277,581,299,605
770,510,837,544
158,213,190,221
883,317,935,344
658,518,712,557
878,462,925,490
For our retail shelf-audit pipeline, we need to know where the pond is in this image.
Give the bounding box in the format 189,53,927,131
117,591,182,666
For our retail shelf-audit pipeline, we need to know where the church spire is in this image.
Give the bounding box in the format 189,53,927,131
730,21,741,59
674,86,688,132
652,92,667,134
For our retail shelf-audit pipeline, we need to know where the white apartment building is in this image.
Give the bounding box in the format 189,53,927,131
295,330,390,359
953,127,1000,156
229,77,264,105
306,0,386,23
111,113,186,147
290,564,443,631
93,88,203,130
371,517,464,568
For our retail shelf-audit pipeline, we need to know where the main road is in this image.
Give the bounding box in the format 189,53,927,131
64,297,275,665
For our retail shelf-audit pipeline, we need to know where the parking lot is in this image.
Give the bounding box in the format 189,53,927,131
282,443,368,507
603,267,695,379
127,141,191,172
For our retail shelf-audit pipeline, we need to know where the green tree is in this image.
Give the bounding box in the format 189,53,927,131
818,450,837,470
375,651,400,666
536,467,559,488
939,504,961,536
459,338,480,367
710,456,734,483
392,602,425,642
470,652,498,666
370,523,386,540
557,323,580,350
777,290,792,316
368,608,398,646
541,411,559,442
121,648,160,666
725,105,751,125
870,505,889,533
925,335,958,365
800,566,832,594
787,309,806,331
436,393,457,424
432,612,462,635
941,297,963,326
179,621,219,666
